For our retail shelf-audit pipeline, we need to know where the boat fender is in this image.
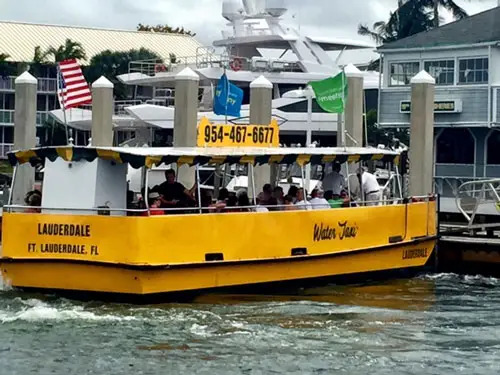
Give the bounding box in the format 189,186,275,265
230,58,243,72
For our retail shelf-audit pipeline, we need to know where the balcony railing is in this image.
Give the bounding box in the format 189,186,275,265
0,76,57,92
0,110,50,125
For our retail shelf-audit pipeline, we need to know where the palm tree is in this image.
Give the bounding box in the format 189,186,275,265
430,0,468,27
47,39,87,62
33,46,50,64
358,1,433,44
358,0,473,45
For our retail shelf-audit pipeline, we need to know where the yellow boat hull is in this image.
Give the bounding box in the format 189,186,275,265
0,201,437,296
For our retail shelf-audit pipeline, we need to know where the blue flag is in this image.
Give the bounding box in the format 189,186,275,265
214,74,243,117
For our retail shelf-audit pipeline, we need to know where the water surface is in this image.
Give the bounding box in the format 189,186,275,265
1,274,499,374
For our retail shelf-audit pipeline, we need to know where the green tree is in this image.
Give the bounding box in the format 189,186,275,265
47,39,87,62
85,48,162,99
0,53,9,62
33,46,50,64
137,23,196,36
28,46,52,77
365,109,409,148
358,0,473,45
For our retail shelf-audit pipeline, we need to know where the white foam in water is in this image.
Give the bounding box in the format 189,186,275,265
0,273,12,291
0,299,138,323
463,274,499,286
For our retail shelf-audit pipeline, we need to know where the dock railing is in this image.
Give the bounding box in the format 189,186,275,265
455,178,500,228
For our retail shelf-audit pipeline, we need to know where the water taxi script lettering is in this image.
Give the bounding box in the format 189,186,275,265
313,221,358,242
38,223,91,237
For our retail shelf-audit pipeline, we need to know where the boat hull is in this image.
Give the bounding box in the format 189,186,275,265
0,202,437,298
1,239,435,297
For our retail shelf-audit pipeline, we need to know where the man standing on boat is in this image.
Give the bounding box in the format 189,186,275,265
322,162,345,196
357,167,381,206
154,169,196,208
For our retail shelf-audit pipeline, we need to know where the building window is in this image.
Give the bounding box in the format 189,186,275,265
487,131,500,164
390,62,420,86
424,60,454,85
436,128,474,164
458,58,488,84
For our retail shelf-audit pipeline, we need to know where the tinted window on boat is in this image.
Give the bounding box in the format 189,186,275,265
277,99,327,113
436,128,474,164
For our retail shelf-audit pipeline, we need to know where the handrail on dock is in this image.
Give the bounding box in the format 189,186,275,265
455,178,500,228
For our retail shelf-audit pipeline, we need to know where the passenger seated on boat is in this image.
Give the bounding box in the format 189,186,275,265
154,169,195,208
200,189,213,213
24,190,41,213
324,190,344,208
254,197,269,213
148,192,165,216
287,186,299,203
273,186,285,208
294,188,311,211
225,194,239,213
258,184,277,207
237,191,251,212
209,188,229,213
309,189,331,210
283,195,295,211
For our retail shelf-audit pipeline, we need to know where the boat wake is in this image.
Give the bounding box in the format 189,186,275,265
420,272,500,286
0,298,139,323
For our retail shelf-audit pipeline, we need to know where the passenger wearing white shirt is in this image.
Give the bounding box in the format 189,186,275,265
295,188,312,210
358,167,381,206
309,189,331,210
322,162,345,195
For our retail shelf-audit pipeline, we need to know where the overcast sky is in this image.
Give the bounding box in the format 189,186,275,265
0,0,498,45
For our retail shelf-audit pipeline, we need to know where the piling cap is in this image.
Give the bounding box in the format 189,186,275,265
344,63,363,78
175,67,200,81
250,75,272,89
411,70,435,85
15,71,37,85
92,76,114,89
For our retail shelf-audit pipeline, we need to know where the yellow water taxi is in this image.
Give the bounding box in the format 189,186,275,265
0,145,437,300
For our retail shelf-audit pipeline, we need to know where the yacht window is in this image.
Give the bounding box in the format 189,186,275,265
487,131,500,164
277,99,327,113
458,58,488,84
390,62,420,86
424,60,454,85
436,128,474,164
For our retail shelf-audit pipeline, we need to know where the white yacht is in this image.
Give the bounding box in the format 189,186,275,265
50,0,379,147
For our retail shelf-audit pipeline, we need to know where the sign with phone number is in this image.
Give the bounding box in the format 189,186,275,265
197,117,280,147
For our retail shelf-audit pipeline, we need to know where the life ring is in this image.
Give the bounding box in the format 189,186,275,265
154,64,166,73
230,58,243,71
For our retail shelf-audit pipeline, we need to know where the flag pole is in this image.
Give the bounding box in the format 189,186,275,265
57,64,69,145
305,85,312,195
341,67,346,150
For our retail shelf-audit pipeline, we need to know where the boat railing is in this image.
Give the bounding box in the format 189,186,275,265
3,195,435,216
455,178,500,226
128,50,303,77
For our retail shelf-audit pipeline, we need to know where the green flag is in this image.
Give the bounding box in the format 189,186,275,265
309,71,348,113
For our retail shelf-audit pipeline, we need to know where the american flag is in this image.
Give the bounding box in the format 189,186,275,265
57,58,92,109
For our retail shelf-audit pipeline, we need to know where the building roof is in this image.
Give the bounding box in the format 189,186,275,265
378,6,500,51
0,21,202,63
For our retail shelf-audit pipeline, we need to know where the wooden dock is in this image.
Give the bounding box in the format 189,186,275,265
438,222,500,276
